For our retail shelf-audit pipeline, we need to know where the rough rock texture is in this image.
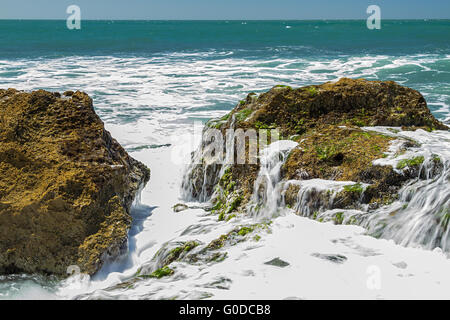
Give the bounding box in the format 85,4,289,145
235,78,446,133
184,78,447,220
0,89,150,276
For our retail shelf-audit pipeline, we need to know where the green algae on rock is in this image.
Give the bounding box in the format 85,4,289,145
183,78,447,221
0,89,150,276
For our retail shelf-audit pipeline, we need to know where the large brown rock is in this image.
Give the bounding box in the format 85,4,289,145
0,89,150,276
234,77,447,133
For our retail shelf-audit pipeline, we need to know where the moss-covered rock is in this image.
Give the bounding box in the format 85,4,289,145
0,89,150,276
184,78,447,219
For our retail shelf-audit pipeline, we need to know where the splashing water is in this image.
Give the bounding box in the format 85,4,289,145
244,128,450,253
360,128,450,252
247,140,298,218
281,179,368,218
181,124,450,254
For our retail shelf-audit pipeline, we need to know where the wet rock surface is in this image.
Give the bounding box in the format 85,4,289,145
264,257,290,267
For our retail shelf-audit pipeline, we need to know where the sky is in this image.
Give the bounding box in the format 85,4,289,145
0,0,449,20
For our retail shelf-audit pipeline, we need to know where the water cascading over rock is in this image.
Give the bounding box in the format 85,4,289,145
181,78,450,251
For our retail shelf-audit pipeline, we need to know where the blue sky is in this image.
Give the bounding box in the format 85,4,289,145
1,0,449,19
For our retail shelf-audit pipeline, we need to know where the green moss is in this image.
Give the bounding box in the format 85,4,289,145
333,212,345,225
168,246,183,257
135,267,142,276
208,252,228,262
396,156,425,169
306,86,318,97
253,235,261,241
350,118,367,127
237,226,254,236
213,167,244,220
275,84,292,89
254,121,276,130
225,181,236,192
289,118,307,135
343,183,364,194
148,266,174,279
183,241,199,252
220,113,231,121
219,167,232,185
226,195,243,213
205,118,225,129
348,216,358,225
212,198,224,211
139,241,199,280
315,145,338,161
432,154,441,163
439,208,450,229
235,108,253,122
207,234,229,250
206,222,270,250
166,241,199,264
441,214,450,229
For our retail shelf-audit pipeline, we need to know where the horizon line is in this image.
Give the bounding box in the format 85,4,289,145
0,18,449,21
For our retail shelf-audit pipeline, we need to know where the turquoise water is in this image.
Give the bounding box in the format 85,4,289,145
0,20,450,299
0,20,449,137
1,20,450,58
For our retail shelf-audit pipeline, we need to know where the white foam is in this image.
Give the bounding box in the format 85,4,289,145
52,131,450,300
0,53,448,150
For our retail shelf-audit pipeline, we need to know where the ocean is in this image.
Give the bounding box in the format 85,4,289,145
0,20,449,299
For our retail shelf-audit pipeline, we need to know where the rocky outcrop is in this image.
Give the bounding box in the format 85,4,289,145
0,89,150,276
183,78,447,222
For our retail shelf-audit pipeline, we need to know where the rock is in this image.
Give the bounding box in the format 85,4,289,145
183,78,447,221
264,257,290,267
172,203,189,212
237,78,447,132
392,261,408,269
0,88,150,276
311,253,347,264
